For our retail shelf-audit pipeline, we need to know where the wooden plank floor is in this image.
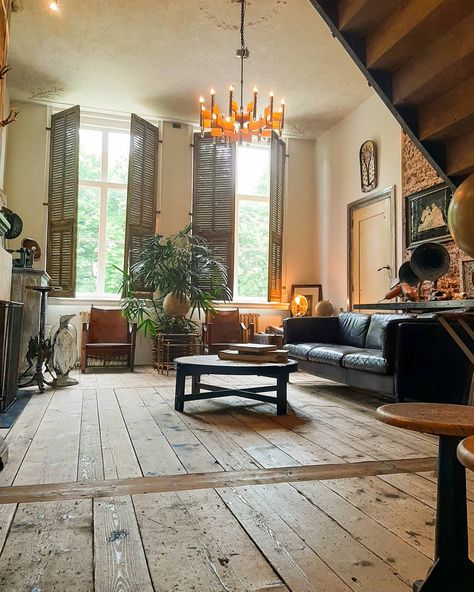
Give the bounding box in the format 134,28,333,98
0,367,471,591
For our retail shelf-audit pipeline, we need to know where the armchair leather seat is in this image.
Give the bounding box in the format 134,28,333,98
342,349,389,374
308,344,361,366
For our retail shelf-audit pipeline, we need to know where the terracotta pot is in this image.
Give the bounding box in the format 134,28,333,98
314,300,334,317
162,292,191,318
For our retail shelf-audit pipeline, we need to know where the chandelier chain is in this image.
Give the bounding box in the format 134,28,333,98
240,0,246,50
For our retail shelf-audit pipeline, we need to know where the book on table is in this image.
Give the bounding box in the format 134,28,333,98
218,348,289,363
227,343,279,353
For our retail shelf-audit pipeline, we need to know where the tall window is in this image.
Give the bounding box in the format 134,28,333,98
76,121,129,296
192,132,285,303
234,145,270,300
47,107,159,298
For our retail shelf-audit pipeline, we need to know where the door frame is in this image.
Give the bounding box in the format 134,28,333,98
347,185,396,310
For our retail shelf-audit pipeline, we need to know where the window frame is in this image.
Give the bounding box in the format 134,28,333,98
233,143,271,302
76,118,130,298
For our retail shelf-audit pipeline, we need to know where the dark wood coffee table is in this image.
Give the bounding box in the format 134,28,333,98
174,355,298,415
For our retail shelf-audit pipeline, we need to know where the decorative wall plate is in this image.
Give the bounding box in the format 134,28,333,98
360,140,377,193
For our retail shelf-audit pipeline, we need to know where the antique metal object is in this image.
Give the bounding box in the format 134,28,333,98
18,286,55,393
50,314,78,387
448,173,474,258
1,207,22,239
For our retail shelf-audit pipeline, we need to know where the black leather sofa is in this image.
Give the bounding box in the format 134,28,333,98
283,312,473,404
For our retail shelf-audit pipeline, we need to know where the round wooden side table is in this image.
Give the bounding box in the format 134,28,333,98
376,403,474,592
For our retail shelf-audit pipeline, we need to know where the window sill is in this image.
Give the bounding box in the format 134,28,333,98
213,301,290,311
48,296,122,306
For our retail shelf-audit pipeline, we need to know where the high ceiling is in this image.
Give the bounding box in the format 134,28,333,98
7,0,372,137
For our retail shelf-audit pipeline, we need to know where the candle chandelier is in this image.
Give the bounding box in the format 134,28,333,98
199,0,285,143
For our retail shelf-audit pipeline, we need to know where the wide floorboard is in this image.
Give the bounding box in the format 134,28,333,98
0,368,471,591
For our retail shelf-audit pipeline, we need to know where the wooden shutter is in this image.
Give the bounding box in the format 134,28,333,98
192,133,235,296
124,114,159,293
268,132,286,302
47,105,80,297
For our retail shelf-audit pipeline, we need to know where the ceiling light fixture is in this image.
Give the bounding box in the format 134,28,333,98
199,0,285,144
49,1,60,13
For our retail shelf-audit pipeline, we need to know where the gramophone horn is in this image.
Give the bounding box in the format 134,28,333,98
398,261,420,287
411,242,450,281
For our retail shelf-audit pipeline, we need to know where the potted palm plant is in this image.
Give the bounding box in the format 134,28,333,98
120,225,231,368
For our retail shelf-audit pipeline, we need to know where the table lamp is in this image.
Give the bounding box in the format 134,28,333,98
290,294,309,317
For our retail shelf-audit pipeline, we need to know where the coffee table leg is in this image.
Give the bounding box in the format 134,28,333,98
276,374,287,415
175,366,186,412
191,374,201,394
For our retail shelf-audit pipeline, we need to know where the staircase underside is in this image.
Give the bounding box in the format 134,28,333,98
310,0,474,189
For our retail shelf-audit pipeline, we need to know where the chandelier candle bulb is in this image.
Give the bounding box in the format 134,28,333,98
199,97,204,127
229,86,234,116
210,88,215,123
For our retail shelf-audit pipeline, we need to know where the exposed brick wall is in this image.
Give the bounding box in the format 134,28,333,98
401,132,470,295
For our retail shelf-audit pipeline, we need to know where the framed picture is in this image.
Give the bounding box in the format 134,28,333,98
460,260,474,298
290,284,323,317
406,183,452,249
360,140,377,193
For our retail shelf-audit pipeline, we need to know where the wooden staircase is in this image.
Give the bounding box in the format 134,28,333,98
309,0,474,190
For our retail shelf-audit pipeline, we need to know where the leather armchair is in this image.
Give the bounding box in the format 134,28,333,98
202,309,254,354
81,307,137,373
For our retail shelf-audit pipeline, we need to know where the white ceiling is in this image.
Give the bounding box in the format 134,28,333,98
7,0,373,137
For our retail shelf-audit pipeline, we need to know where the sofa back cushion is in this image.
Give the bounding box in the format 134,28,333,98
337,312,371,347
366,314,412,350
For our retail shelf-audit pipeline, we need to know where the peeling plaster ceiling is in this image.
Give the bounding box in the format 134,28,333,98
7,0,372,137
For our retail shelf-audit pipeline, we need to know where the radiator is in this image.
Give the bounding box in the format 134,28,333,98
0,301,23,412
240,313,260,342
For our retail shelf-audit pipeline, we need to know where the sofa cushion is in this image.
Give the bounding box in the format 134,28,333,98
308,344,362,366
337,312,371,347
284,343,325,361
342,349,390,375
366,314,412,350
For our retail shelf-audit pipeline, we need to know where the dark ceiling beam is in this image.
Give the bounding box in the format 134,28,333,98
366,0,473,71
447,130,474,178
307,0,456,190
338,0,399,36
419,77,474,142
392,11,474,106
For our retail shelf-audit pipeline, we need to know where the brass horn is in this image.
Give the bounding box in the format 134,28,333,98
410,242,450,281
398,261,420,287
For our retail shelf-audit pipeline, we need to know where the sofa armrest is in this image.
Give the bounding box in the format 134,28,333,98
283,316,339,344
395,319,473,404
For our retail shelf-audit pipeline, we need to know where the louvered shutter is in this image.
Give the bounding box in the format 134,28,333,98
124,114,159,294
268,133,286,302
192,133,235,296
47,105,80,297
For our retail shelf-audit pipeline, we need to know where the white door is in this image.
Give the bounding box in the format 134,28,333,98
351,197,392,306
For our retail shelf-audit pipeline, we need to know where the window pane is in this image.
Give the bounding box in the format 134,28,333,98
79,129,102,181
108,132,130,184
237,146,270,196
104,188,127,294
236,199,269,299
76,186,100,293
